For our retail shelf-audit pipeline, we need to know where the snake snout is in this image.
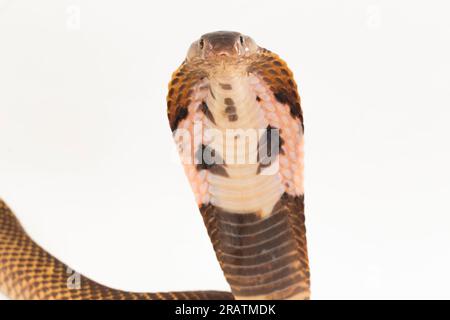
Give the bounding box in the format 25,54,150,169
201,31,243,58
186,31,258,62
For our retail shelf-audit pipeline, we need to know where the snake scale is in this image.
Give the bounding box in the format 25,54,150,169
0,31,309,300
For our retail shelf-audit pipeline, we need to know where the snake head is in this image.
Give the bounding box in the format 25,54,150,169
186,31,259,62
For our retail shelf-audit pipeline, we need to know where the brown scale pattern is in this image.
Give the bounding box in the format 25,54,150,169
200,193,310,300
167,61,206,131
0,199,233,300
248,49,304,130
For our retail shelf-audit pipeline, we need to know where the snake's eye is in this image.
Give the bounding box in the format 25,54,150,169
199,39,205,50
239,36,245,46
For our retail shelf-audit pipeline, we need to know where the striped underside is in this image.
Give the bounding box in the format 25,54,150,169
201,193,309,299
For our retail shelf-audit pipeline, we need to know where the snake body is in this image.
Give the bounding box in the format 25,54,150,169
0,31,309,300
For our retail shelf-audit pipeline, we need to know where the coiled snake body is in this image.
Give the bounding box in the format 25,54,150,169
0,31,309,300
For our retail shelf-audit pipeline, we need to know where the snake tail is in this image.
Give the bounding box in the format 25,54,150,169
0,199,233,300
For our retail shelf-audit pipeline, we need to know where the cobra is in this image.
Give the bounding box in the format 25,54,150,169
0,31,309,300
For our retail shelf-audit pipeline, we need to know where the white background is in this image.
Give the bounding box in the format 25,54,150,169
1,0,450,299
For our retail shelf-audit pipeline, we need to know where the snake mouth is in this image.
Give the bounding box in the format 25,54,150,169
204,44,241,59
